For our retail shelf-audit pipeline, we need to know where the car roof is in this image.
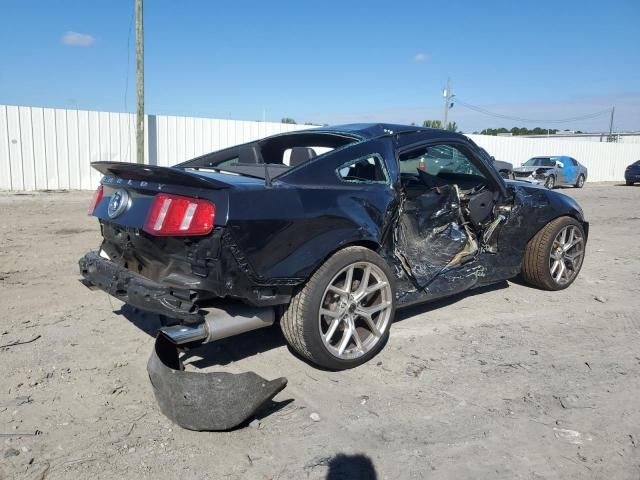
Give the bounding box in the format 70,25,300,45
301,123,469,144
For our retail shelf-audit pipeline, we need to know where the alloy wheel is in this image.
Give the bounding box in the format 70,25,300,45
549,225,585,286
319,262,393,360
545,176,555,189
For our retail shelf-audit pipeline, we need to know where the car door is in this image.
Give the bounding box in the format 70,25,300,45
556,157,577,185
394,141,504,289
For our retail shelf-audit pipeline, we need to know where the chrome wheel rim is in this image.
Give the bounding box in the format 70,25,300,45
578,176,584,187
549,225,585,285
546,177,555,189
319,262,393,360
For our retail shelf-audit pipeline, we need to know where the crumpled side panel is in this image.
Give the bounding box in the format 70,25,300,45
394,186,468,288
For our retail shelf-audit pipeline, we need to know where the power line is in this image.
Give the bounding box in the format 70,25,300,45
454,99,612,124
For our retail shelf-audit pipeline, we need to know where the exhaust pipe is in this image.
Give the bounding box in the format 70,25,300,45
159,304,275,345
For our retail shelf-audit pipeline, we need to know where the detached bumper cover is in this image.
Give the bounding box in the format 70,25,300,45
148,335,287,431
80,252,289,431
79,251,204,323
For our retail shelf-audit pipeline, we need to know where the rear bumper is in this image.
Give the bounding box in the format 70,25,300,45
79,251,204,323
80,251,289,431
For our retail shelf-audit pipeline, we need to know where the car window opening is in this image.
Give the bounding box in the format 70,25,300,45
179,132,359,179
337,155,387,183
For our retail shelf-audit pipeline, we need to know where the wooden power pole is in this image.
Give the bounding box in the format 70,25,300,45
443,78,451,130
135,0,144,163
608,106,615,142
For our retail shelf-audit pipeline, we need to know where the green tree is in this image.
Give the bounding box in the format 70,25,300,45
422,120,442,129
446,121,458,132
281,117,297,124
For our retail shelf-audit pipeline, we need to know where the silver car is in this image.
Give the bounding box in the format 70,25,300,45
513,156,588,189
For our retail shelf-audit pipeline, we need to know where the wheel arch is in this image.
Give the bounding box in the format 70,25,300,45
306,238,383,280
524,211,588,247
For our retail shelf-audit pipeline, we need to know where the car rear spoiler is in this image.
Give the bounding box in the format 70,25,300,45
91,161,233,189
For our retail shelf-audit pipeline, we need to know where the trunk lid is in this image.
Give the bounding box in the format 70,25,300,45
90,162,256,229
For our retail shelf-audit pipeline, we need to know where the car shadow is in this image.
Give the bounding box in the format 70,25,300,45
116,280,511,369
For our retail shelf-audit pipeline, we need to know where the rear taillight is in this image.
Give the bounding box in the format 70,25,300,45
143,193,215,236
88,185,104,215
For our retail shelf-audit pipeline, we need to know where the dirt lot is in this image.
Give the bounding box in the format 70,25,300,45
1,183,639,480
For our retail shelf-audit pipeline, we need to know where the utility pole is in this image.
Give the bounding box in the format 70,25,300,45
608,106,615,142
443,78,451,130
135,0,144,163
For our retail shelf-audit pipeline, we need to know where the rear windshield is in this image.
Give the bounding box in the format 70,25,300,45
524,157,555,167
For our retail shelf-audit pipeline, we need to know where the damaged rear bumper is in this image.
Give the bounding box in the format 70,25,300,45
148,335,287,431
80,251,289,431
79,251,204,323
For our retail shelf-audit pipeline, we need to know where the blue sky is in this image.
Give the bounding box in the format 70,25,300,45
1,0,638,132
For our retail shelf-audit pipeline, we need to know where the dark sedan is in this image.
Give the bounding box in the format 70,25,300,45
625,160,640,185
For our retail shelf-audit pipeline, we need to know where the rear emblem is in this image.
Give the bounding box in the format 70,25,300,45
107,189,130,219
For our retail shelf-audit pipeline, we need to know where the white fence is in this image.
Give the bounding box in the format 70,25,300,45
2,104,639,191
0,105,308,191
467,134,640,183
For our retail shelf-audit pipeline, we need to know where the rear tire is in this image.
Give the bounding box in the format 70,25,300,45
521,216,586,291
627,180,634,186
280,246,395,370
575,174,585,188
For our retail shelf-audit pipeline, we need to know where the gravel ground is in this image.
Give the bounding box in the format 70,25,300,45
1,183,639,480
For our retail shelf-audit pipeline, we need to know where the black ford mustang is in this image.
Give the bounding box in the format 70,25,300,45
80,124,588,371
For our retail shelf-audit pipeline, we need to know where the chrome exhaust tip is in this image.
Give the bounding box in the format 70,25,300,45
159,304,275,345
160,323,208,345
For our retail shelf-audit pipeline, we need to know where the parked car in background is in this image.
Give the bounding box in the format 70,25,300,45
478,147,514,179
513,156,587,189
625,160,640,185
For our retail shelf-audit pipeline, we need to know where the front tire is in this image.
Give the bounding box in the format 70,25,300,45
627,180,634,186
280,246,395,370
521,216,586,291
545,175,556,189
575,174,585,188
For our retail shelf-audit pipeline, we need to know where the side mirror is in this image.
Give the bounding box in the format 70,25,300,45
556,161,564,168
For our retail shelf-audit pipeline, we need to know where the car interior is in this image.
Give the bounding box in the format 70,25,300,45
399,144,499,229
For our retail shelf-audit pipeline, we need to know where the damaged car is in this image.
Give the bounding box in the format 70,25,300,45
81,124,589,370
79,124,588,428
513,155,587,189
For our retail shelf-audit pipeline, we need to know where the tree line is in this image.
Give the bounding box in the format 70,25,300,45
475,127,583,136
281,118,582,136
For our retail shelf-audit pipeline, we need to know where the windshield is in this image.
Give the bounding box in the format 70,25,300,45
524,157,555,167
